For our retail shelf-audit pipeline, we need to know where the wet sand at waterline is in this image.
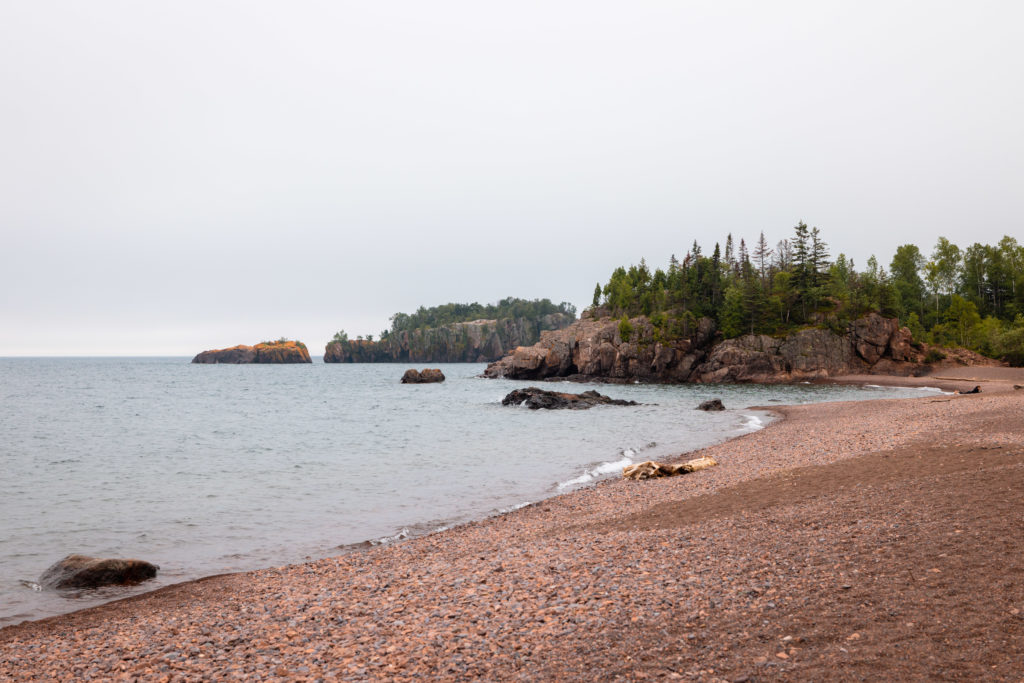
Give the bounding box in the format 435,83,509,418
2,371,1023,680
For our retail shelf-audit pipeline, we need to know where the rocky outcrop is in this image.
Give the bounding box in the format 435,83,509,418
697,399,725,411
485,312,937,384
191,345,256,364
192,341,312,364
401,368,446,384
324,314,574,364
501,388,639,410
39,554,158,590
484,313,716,382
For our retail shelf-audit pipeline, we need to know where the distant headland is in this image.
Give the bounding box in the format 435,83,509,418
324,297,576,363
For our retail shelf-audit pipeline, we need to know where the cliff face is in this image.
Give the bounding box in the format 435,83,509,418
192,341,312,364
484,312,939,383
323,313,574,363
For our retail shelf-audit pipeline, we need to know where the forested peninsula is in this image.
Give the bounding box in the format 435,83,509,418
324,298,576,363
486,224,1021,382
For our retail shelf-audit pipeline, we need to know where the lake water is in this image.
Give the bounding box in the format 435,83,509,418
0,358,942,626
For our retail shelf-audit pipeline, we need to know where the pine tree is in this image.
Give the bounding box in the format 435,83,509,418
754,231,774,289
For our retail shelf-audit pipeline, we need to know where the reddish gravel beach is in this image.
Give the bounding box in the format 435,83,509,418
2,371,1023,681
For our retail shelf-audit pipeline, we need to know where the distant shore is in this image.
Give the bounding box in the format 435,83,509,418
2,370,1022,679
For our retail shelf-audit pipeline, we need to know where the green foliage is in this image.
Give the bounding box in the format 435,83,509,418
332,330,349,343
618,315,633,342
388,297,575,334
924,349,947,364
588,225,1024,361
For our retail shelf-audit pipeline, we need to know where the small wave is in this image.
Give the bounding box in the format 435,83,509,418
497,501,531,514
369,528,410,546
916,386,953,394
741,414,764,431
557,448,637,491
19,581,42,592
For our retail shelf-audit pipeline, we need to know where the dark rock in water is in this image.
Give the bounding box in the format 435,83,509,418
502,387,639,410
697,398,725,411
39,554,159,590
401,368,446,384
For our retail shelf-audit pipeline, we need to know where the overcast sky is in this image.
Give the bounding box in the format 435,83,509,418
1,2,1022,355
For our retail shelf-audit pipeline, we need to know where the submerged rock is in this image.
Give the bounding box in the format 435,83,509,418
39,554,158,590
401,368,446,384
697,398,726,411
501,387,639,410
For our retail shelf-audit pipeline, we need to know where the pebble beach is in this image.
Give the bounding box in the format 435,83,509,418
2,370,1023,681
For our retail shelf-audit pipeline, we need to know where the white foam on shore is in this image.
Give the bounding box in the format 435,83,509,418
741,414,765,431
369,528,410,546
498,501,532,514
557,448,637,491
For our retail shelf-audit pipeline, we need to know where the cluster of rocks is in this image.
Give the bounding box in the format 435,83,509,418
484,312,946,384
400,368,446,384
192,341,312,364
501,387,639,410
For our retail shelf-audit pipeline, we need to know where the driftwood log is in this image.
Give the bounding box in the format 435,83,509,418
623,456,718,480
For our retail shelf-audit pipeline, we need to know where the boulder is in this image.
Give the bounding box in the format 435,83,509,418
39,554,158,590
501,387,639,410
401,368,446,384
697,398,725,411
623,456,718,480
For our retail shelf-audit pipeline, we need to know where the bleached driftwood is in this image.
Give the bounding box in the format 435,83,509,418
623,456,718,480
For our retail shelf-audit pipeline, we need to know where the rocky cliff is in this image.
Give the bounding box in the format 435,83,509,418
323,314,574,363
483,312,945,383
192,341,312,364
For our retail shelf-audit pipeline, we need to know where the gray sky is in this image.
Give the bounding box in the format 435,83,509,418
2,1,1022,355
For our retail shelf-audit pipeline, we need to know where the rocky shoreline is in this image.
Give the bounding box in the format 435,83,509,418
484,312,997,384
2,369,1023,680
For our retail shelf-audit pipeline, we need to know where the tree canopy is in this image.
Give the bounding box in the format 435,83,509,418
592,223,1024,363
382,298,576,338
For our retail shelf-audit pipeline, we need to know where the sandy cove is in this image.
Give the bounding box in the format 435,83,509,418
2,372,1023,681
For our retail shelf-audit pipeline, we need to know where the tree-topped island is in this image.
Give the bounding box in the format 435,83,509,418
325,297,576,363
192,339,312,364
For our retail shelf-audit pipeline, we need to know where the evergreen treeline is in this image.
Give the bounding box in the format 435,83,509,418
334,297,576,343
594,223,1024,364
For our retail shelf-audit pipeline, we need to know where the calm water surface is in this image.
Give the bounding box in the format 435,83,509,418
0,358,942,625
